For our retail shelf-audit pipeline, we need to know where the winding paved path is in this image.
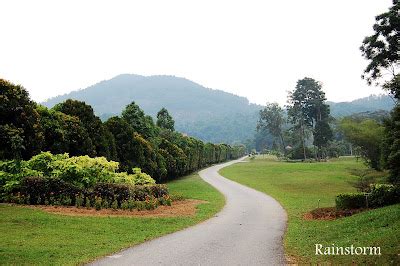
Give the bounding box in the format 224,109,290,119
91,157,287,265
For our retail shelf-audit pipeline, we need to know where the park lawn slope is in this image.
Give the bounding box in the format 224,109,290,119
219,156,400,264
0,173,225,265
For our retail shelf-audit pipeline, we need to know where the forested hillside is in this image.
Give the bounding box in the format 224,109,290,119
328,94,395,117
43,75,394,144
42,74,262,144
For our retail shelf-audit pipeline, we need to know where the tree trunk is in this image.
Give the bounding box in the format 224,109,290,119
279,133,286,156
301,123,307,160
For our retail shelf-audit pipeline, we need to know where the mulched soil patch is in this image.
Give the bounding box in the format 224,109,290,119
6,199,207,218
303,207,369,220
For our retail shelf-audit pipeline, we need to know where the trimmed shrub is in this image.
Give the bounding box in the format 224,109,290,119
0,152,156,192
335,193,366,210
335,185,400,210
93,183,168,204
6,176,169,210
369,184,400,207
18,176,81,205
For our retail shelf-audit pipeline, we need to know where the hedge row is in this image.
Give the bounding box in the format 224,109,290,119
336,184,400,210
4,176,169,209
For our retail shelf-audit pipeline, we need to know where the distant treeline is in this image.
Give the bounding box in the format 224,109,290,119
0,79,246,181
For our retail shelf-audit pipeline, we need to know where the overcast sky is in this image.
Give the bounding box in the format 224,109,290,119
0,0,392,105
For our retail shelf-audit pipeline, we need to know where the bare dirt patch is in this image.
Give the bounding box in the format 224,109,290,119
303,207,369,220
31,199,207,218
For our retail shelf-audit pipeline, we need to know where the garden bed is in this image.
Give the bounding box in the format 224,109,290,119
303,207,368,220
6,199,207,218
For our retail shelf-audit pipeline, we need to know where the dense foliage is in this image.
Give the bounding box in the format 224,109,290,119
382,106,400,184
0,152,155,193
360,1,399,96
339,118,385,170
287,77,333,160
257,77,335,160
1,79,245,186
358,0,400,185
0,79,43,160
0,151,165,210
9,176,168,211
336,184,400,210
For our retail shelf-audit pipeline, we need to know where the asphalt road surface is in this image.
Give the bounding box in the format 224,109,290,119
91,157,287,266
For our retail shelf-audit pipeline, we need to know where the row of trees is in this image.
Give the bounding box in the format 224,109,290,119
258,77,334,160
0,80,246,182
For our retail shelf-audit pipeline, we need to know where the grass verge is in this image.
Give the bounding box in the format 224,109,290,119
0,173,224,265
220,156,400,264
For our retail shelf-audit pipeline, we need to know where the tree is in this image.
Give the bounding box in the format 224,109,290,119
361,0,399,182
53,99,113,159
339,118,385,170
104,117,138,173
159,138,187,177
287,77,332,159
104,116,159,176
313,120,333,158
37,106,96,157
360,0,399,98
122,101,157,139
156,107,175,131
257,103,286,155
382,106,400,184
0,79,43,159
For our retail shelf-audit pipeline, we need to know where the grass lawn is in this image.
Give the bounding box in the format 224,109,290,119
220,156,400,264
0,173,225,265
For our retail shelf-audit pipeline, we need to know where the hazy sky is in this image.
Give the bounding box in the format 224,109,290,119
0,0,392,105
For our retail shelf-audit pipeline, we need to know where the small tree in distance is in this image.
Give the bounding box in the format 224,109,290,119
157,108,175,131
257,103,286,156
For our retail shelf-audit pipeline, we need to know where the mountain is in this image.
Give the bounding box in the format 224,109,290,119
328,94,395,117
43,74,262,144
42,74,395,144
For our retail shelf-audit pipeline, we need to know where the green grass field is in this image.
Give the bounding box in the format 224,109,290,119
0,173,225,265
220,156,400,264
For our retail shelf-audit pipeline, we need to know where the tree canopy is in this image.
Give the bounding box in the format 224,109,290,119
0,79,43,160
157,107,175,131
360,0,399,98
287,77,332,159
257,103,286,155
53,99,114,159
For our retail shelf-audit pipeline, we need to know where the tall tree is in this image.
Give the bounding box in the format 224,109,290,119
287,77,332,159
156,107,175,131
257,103,286,155
104,116,159,176
104,117,138,172
313,120,333,158
361,0,399,182
53,99,113,159
122,101,157,139
0,79,43,159
37,106,96,157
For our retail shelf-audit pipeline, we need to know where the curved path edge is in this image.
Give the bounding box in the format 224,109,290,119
90,157,287,265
